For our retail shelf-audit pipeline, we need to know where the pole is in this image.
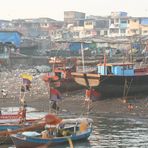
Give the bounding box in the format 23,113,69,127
48,80,51,113
81,42,85,73
104,52,106,75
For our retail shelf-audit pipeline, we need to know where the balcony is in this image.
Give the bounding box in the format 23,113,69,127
109,24,119,28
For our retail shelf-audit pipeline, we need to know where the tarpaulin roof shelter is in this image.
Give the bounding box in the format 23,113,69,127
0,31,22,48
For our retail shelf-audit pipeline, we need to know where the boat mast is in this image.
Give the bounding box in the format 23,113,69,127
81,42,85,73
48,80,51,113
104,52,106,75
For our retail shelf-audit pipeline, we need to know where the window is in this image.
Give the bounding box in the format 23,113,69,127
107,66,112,74
131,29,139,34
121,20,127,24
111,19,114,24
85,21,92,25
110,29,119,33
104,31,108,35
97,31,100,35
120,29,126,33
128,20,130,24
86,31,91,35
133,19,137,22
128,65,133,69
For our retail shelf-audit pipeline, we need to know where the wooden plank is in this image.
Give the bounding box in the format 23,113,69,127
71,72,100,87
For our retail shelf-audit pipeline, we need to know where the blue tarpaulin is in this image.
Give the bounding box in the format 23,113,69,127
69,42,90,52
0,31,21,48
132,43,140,49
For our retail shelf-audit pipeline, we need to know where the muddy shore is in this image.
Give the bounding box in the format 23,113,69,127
0,69,148,119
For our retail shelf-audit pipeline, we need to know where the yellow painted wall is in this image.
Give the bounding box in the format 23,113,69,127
127,18,140,36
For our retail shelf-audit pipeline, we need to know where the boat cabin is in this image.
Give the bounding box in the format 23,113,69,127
49,57,77,79
97,63,134,76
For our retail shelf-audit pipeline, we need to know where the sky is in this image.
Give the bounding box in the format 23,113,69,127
0,0,148,20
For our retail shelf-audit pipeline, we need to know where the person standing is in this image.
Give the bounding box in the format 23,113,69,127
85,88,92,111
50,88,62,111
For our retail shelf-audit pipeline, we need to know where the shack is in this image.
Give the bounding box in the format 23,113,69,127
0,31,22,59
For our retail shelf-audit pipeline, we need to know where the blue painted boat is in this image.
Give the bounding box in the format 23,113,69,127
10,118,93,148
0,124,22,131
0,111,47,144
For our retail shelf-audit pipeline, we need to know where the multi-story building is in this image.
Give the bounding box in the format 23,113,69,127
108,11,129,37
12,18,63,38
127,17,140,36
84,18,109,37
140,18,148,36
70,16,109,38
12,19,42,37
64,11,85,25
127,17,148,36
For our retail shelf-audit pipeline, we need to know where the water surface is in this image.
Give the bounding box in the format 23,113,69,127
1,115,148,148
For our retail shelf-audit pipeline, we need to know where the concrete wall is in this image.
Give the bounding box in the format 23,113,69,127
9,56,49,66
128,18,140,36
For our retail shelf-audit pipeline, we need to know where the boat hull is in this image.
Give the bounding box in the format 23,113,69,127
0,124,24,144
72,72,148,97
11,128,92,148
97,75,148,97
56,78,84,92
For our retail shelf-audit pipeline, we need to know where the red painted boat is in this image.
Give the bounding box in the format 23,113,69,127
43,57,84,92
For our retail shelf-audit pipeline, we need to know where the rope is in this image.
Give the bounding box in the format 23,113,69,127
125,78,133,97
123,78,133,97
122,78,133,100
99,76,110,84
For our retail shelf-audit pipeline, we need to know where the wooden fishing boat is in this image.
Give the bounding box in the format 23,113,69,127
0,108,43,125
0,114,21,124
43,57,84,92
0,113,61,144
10,118,93,148
0,119,42,144
72,62,148,97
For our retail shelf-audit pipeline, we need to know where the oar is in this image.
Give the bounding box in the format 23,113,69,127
67,138,74,148
62,130,74,148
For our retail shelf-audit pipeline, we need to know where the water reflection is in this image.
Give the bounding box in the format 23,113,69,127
90,115,148,148
2,115,148,148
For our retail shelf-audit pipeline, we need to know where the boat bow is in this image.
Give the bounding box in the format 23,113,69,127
71,72,100,87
